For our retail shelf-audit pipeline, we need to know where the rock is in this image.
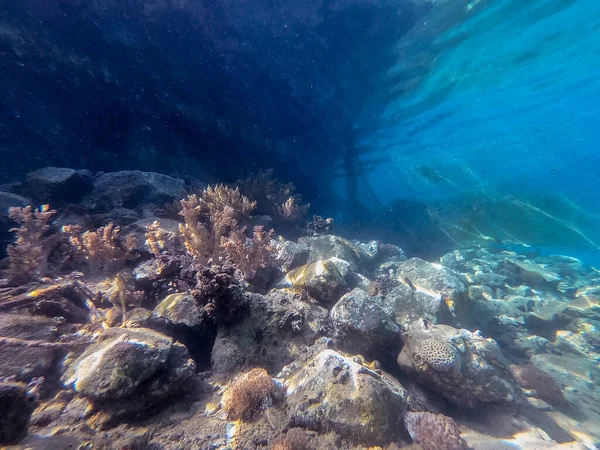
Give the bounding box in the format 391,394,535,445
0,381,37,445
0,191,29,218
83,171,186,213
0,314,63,381
87,341,195,429
280,348,408,445
282,259,347,306
275,240,309,271
397,320,522,407
211,290,328,374
24,167,93,205
385,281,458,328
330,288,401,364
92,207,140,226
62,327,172,400
394,258,468,301
154,293,202,328
297,235,376,272
553,318,600,360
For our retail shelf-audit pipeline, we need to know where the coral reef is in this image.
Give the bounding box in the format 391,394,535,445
367,273,399,296
306,215,334,236
221,368,274,420
192,262,245,324
6,205,56,285
62,222,137,273
403,411,470,450
145,220,179,257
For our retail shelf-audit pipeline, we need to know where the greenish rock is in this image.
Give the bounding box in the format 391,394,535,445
62,327,172,400
281,349,407,445
154,293,201,328
297,235,376,272
284,259,347,306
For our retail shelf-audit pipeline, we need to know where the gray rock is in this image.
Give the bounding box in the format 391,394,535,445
397,320,522,407
297,235,376,272
282,259,348,306
83,171,186,213
154,293,202,328
62,327,172,400
395,258,468,300
385,281,458,328
211,290,328,374
275,240,309,271
330,288,400,363
280,348,407,445
0,314,63,381
24,167,93,205
0,191,29,218
0,381,37,445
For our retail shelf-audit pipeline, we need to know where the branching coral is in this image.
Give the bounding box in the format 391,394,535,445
306,216,333,236
178,186,255,265
236,169,309,225
221,368,274,420
62,222,137,273
220,225,277,289
403,412,470,450
145,220,179,257
6,205,56,285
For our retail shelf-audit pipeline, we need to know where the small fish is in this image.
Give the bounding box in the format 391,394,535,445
404,277,416,291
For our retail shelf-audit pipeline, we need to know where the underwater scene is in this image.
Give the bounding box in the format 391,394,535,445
1,0,600,448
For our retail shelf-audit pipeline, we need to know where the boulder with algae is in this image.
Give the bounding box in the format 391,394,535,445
297,235,377,272
281,259,347,306
397,320,523,407
279,344,408,445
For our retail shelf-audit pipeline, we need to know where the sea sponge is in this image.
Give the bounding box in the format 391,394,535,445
271,428,313,450
414,338,461,372
222,368,274,420
404,411,470,450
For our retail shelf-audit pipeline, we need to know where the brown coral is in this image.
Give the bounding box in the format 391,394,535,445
237,169,309,225
6,205,56,285
145,220,178,257
403,412,470,450
192,262,245,324
222,368,274,420
414,338,461,373
271,428,313,450
220,225,277,289
62,222,137,273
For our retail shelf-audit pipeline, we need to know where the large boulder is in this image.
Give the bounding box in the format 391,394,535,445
297,235,376,272
330,288,401,364
24,167,93,205
62,327,172,400
281,259,348,306
211,290,328,374
0,191,29,217
0,314,65,381
397,320,523,407
83,171,186,212
280,347,408,445
154,293,202,329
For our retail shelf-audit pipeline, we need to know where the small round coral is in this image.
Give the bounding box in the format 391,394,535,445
414,338,461,372
221,368,274,420
404,411,470,450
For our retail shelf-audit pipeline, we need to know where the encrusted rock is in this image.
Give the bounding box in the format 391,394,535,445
330,288,401,364
280,348,408,445
397,320,522,407
24,167,93,205
154,293,202,328
0,381,38,445
62,327,172,400
283,259,348,306
275,240,309,271
394,257,468,301
297,235,376,272
0,313,64,381
404,411,470,450
211,290,328,374
83,171,186,213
